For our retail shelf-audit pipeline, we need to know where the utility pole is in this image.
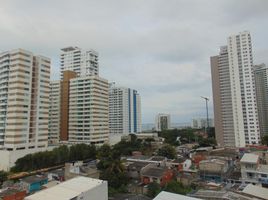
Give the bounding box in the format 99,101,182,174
201,96,209,135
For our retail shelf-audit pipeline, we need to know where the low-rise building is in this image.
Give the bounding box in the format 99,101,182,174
25,176,108,200
0,188,26,200
140,164,174,186
20,175,48,194
64,161,99,180
199,158,229,183
240,153,268,185
126,161,149,179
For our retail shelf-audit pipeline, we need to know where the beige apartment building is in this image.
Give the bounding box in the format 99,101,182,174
0,49,50,151
48,80,61,144
68,75,109,145
48,71,109,145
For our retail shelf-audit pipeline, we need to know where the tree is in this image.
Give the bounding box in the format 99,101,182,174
198,137,217,147
146,182,161,198
11,144,97,172
0,171,8,185
157,145,176,159
163,180,191,195
262,135,268,146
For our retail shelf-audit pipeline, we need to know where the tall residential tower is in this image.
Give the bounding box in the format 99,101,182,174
155,114,171,132
211,31,260,147
109,84,141,135
0,49,50,151
254,64,268,137
60,46,99,77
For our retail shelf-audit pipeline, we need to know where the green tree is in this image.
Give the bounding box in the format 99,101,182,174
261,135,268,146
0,171,8,185
198,137,217,147
163,180,191,195
146,182,161,198
157,144,176,159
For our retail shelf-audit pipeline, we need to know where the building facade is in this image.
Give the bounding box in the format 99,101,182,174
48,81,61,144
0,49,50,151
254,64,268,137
60,46,99,77
68,75,109,145
211,31,260,147
155,114,171,132
109,84,141,135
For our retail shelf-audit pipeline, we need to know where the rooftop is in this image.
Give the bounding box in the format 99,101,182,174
61,46,79,52
21,175,47,184
127,162,149,171
25,176,107,200
259,164,268,173
142,166,168,178
199,158,226,165
150,156,165,162
240,153,259,164
153,191,201,200
0,188,25,197
242,184,268,199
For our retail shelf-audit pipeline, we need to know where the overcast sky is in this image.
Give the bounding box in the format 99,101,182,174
0,0,268,124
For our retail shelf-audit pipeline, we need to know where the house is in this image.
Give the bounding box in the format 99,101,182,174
240,153,268,185
20,175,48,193
0,188,26,200
126,161,149,179
140,164,174,186
47,169,65,182
168,158,192,172
65,161,99,180
199,158,229,183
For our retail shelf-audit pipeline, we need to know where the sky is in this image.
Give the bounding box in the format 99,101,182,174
0,0,268,124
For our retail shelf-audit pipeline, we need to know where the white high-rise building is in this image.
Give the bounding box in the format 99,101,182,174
211,31,260,147
254,64,268,138
60,46,99,77
109,84,141,135
48,80,61,144
0,49,50,151
155,114,171,132
68,75,109,145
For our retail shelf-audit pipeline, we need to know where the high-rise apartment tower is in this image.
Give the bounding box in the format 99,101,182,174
0,49,50,151
254,64,268,137
109,84,141,135
155,114,171,132
211,31,260,147
60,46,98,78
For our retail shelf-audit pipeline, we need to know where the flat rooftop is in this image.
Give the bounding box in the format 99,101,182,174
240,153,259,163
243,184,268,199
25,176,107,200
153,191,201,200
